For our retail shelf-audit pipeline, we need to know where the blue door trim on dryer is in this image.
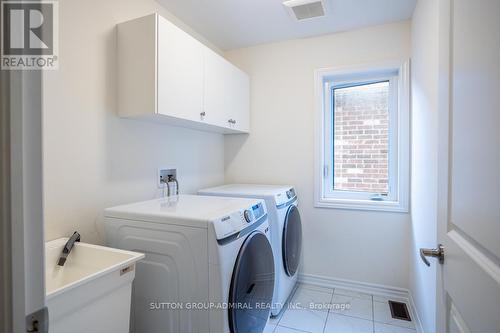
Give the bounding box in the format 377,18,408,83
228,231,275,333
282,205,302,277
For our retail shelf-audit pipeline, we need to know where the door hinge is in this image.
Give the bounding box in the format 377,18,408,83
323,165,328,178
26,307,48,333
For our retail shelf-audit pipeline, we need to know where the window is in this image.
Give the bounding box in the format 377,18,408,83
314,62,409,212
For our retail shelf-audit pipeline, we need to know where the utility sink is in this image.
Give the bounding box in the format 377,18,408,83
45,238,144,333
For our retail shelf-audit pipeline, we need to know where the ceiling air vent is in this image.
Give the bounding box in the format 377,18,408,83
283,0,326,21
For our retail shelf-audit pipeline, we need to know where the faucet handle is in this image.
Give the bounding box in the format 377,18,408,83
72,231,81,242
57,231,81,266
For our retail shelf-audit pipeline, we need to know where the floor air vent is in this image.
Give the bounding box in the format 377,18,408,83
388,301,412,321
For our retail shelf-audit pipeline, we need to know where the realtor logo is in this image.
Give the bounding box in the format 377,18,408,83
1,0,58,70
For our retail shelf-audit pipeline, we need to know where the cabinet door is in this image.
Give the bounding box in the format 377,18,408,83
157,16,204,121
230,66,250,132
204,49,250,132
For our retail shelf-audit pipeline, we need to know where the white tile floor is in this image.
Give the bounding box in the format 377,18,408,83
265,284,417,333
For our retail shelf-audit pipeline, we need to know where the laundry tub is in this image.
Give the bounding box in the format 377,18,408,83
45,238,144,333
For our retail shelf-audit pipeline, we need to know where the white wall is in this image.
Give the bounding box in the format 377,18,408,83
43,0,225,244
225,22,412,289
409,0,439,332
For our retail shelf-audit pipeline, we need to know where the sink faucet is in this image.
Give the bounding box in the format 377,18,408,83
57,231,81,266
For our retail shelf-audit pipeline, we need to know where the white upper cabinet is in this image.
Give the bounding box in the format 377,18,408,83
157,16,204,123
117,13,250,134
204,48,250,132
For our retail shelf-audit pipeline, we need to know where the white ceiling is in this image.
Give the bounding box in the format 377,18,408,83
156,0,417,50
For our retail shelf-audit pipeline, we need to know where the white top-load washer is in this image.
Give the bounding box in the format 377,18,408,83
198,184,302,317
104,195,274,333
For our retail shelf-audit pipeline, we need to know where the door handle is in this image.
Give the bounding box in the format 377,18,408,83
420,244,444,266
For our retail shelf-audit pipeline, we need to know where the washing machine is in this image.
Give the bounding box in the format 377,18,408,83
198,184,302,316
104,195,274,333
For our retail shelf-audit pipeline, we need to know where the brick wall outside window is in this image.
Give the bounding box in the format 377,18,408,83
333,81,389,194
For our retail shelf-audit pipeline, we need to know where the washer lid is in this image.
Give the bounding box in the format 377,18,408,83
104,195,262,229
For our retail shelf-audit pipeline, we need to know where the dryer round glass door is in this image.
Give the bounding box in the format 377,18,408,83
228,231,274,333
282,205,302,277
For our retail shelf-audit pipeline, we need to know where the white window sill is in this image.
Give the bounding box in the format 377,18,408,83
314,197,408,213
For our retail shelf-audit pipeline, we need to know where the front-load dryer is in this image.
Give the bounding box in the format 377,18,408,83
104,195,274,333
198,184,302,317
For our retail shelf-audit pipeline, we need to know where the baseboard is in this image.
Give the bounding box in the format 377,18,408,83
408,292,425,333
298,273,409,299
298,273,425,333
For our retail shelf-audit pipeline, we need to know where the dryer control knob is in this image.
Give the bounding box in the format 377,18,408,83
243,210,252,223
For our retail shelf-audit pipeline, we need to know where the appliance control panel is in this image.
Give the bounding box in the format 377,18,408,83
212,201,267,240
274,187,296,207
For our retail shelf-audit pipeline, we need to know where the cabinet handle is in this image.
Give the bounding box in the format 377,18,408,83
200,111,206,117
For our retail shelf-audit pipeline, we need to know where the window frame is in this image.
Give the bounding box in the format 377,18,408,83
314,61,410,212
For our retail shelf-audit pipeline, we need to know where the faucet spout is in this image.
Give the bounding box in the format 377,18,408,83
58,231,81,266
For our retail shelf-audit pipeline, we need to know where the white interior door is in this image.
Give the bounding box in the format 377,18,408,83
2,69,46,332
436,0,500,332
